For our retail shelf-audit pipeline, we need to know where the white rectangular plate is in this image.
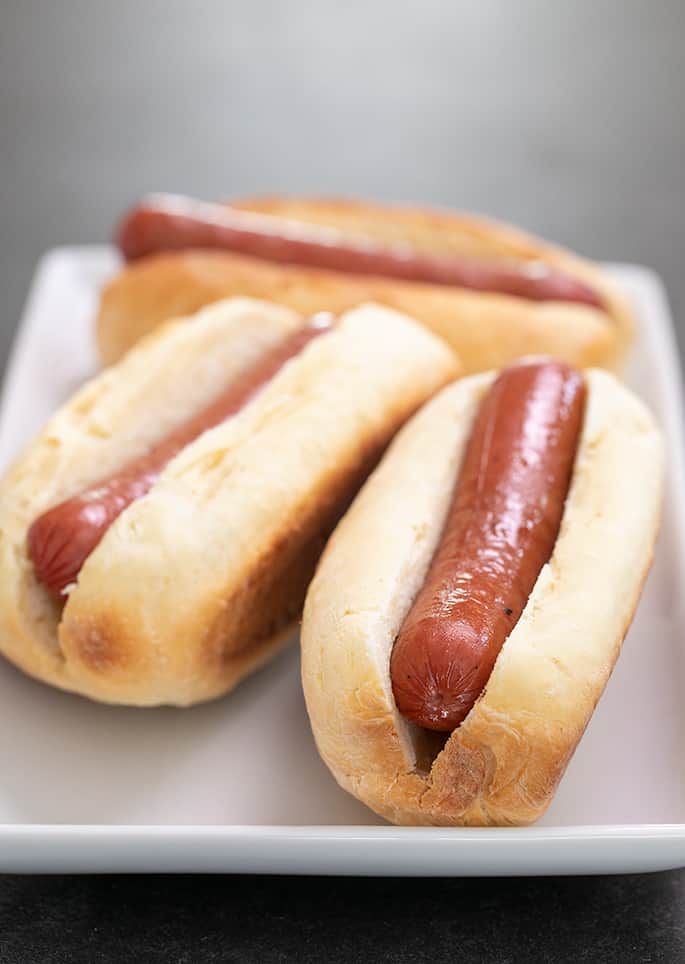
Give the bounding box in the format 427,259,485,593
0,248,683,875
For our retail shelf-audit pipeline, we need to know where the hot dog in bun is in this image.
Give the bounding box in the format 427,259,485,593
301,361,663,825
96,194,633,373
0,297,457,705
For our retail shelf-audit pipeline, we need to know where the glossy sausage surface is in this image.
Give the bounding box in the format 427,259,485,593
117,195,604,310
28,315,335,597
390,361,586,731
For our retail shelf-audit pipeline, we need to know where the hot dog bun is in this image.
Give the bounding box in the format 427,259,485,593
0,298,458,706
301,367,663,826
96,196,633,373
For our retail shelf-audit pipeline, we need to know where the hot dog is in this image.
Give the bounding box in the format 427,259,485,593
117,195,603,308
96,196,634,374
390,361,586,731
301,364,663,826
28,313,335,597
0,298,458,706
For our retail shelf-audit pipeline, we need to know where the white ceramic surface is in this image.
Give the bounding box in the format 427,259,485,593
0,248,682,875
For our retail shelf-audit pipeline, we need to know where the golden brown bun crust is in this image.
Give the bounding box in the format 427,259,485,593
300,368,663,826
96,196,633,372
0,298,458,705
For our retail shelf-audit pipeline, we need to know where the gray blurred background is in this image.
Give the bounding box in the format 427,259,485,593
1,0,684,373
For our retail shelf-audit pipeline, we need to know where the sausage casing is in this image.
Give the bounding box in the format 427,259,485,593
116,195,604,309
28,315,335,596
390,360,586,731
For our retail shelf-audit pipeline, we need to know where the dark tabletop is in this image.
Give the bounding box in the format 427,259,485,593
1,1,684,961
0,873,683,963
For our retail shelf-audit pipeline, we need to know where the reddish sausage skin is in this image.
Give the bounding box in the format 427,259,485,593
28,315,335,598
390,361,586,732
116,195,604,310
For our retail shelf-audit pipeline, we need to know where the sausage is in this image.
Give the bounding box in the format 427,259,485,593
28,314,335,597
116,195,604,310
390,360,586,732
